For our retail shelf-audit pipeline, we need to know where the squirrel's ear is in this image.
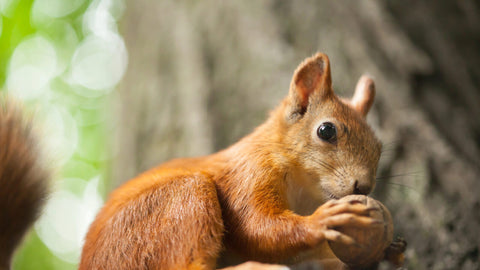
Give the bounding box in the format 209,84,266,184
288,53,333,117
350,75,375,117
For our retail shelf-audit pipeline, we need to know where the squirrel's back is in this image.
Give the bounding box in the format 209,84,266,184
0,99,49,269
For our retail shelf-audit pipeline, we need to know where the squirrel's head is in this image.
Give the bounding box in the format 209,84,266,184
276,53,381,203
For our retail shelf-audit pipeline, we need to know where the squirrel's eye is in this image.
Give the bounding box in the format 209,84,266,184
317,122,337,143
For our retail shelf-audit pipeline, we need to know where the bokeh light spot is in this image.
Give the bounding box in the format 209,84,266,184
36,21,80,75
35,177,104,263
32,0,86,18
70,34,127,91
82,1,117,37
7,35,57,100
0,0,20,17
36,105,79,165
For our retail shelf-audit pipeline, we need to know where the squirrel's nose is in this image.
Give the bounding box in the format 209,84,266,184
353,180,373,195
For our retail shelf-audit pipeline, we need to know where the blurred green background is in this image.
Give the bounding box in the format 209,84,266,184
0,0,125,269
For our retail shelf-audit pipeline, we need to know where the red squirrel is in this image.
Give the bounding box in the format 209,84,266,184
80,53,385,270
0,99,49,270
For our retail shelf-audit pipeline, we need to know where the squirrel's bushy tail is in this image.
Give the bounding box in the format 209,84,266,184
0,99,49,269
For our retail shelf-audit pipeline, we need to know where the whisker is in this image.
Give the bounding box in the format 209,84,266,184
382,140,401,147
380,141,401,153
332,151,348,179
377,181,419,195
376,181,413,188
381,148,397,154
375,171,420,181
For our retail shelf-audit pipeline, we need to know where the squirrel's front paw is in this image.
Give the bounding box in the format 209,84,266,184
308,196,381,246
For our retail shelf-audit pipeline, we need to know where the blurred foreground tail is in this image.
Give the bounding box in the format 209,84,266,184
0,99,49,269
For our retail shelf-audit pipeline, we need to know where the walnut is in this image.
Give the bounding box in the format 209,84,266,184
328,195,394,268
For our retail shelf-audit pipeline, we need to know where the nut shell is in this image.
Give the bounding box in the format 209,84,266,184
328,195,393,268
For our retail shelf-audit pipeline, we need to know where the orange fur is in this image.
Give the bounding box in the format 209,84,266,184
80,53,382,269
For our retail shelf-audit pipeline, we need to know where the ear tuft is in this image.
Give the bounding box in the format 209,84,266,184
351,75,376,117
289,53,332,115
